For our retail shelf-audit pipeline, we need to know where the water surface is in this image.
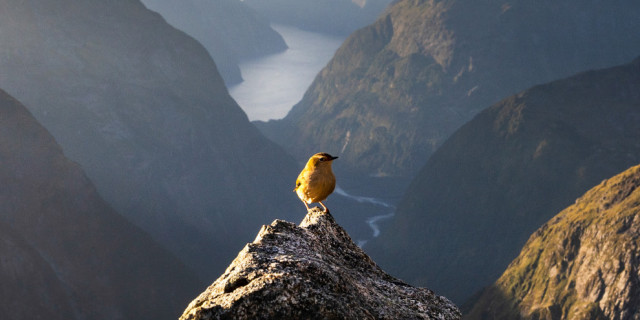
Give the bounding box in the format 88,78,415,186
229,25,399,244
229,24,344,121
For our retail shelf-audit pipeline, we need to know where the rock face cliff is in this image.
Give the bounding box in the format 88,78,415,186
367,56,640,304
0,89,200,319
180,208,461,320
467,163,640,319
141,0,287,85
0,0,300,280
257,0,640,177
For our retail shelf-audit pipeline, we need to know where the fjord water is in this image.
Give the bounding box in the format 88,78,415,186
228,24,402,245
229,24,344,121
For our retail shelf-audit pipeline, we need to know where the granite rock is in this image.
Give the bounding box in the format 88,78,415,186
181,208,460,320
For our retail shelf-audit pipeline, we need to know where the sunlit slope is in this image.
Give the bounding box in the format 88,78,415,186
467,163,640,319
367,57,640,303
257,0,640,177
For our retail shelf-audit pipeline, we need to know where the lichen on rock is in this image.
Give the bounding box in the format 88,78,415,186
180,208,461,320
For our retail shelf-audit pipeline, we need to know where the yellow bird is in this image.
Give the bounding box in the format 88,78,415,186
294,152,338,213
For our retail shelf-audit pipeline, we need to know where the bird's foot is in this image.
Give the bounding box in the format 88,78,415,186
319,202,330,213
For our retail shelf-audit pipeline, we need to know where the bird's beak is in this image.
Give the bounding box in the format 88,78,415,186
330,156,339,161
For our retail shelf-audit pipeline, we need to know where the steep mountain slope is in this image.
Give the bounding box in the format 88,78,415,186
0,89,200,319
0,222,75,319
0,0,300,280
141,0,287,85
367,57,640,303
241,0,392,35
467,164,640,319
257,0,640,177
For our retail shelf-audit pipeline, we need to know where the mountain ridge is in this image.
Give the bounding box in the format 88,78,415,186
0,88,200,319
257,0,640,177
466,163,640,319
141,0,288,85
0,0,301,282
366,56,640,303
241,0,392,35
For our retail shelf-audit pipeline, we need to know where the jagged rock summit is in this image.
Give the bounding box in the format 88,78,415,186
180,208,461,320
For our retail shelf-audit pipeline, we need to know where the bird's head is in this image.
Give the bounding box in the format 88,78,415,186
308,152,338,168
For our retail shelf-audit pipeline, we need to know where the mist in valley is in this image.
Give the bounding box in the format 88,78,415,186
1,0,640,318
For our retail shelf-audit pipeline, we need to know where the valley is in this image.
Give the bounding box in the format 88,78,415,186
1,0,640,318
229,24,344,121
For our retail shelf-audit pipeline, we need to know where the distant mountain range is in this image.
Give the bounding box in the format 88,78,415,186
3,0,640,317
0,0,301,282
366,56,640,304
467,163,640,319
0,89,199,319
256,0,640,177
141,0,287,85
241,0,392,35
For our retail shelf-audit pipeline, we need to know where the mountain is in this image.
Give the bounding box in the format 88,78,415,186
366,57,640,304
256,0,640,177
0,221,75,319
180,208,461,320
466,163,640,319
141,0,287,85
0,0,300,281
0,89,200,319
241,0,392,35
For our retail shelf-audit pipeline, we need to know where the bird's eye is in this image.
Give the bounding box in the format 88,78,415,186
320,157,326,161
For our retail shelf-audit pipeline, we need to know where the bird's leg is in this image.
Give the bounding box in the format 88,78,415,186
303,201,310,211
319,201,329,213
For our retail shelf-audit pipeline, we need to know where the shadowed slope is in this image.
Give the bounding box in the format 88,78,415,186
368,57,640,303
0,89,200,319
141,0,287,85
0,0,300,280
257,0,640,177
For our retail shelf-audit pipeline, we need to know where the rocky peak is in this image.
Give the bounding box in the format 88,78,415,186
180,208,461,320
466,164,640,319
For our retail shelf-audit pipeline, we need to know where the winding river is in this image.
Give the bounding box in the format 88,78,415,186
228,24,397,246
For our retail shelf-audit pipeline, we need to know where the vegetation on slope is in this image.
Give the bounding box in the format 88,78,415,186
467,164,640,319
367,56,640,303
257,0,640,177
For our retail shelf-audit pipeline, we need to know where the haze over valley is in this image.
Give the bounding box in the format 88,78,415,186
228,24,344,121
1,0,640,318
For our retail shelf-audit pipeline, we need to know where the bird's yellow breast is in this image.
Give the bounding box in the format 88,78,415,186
295,164,336,204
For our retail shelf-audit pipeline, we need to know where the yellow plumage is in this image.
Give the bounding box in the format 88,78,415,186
294,152,338,212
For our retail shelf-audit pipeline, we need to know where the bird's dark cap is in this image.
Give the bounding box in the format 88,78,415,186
315,152,338,161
